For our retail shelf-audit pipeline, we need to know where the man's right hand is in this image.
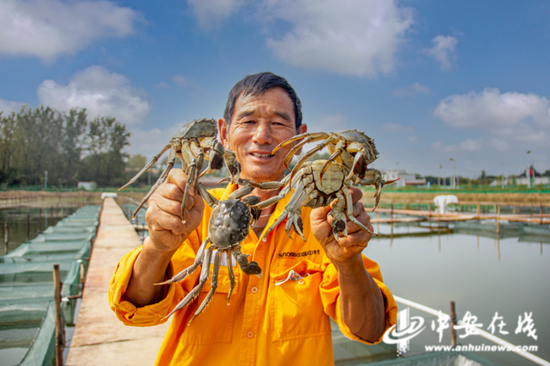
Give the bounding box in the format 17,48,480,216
145,169,205,254
123,169,205,307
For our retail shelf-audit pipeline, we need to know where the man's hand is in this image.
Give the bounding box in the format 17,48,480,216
310,187,385,342
146,169,205,253
310,187,373,266
124,169,204,307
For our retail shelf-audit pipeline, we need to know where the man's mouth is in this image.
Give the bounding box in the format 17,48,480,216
250,152,274,158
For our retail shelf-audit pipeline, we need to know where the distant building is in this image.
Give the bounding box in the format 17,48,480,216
77,181,97,190
382,169,426,188
490,176,549,186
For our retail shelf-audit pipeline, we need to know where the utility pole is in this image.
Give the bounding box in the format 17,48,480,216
449,158,456,188
527,151,531,188
438,164,442,187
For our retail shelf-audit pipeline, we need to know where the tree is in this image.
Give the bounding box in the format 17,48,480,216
127,154,147,170
80,116,130,186
59,108,88,186
12,106,62,186
0,106,131,188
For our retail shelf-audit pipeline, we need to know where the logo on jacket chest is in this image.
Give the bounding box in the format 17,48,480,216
278,249,320,259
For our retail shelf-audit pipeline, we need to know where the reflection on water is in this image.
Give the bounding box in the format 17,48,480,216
366,223,550,366
1,207,79,255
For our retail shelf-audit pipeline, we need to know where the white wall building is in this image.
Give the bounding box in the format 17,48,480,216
490,176,549,186
383,169,426,188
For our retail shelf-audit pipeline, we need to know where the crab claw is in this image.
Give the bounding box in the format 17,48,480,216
372,177,400,211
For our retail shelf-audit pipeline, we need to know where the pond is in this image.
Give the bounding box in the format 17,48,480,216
366,222,549,366
1,206,79,255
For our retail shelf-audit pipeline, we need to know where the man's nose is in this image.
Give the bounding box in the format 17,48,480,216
251,122,273,145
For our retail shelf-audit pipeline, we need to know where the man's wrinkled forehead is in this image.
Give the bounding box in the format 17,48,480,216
231,88,295,125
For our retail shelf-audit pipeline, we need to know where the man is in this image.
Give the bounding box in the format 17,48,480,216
109,72,397,366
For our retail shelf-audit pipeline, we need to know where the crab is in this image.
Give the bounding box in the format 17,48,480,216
246,160,375,242
119,118,241,221
272,129,393,209
157,182,263,324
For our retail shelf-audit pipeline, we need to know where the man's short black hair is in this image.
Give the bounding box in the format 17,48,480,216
223,72,303,129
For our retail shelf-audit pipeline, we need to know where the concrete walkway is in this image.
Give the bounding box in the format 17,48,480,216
66,198,169,366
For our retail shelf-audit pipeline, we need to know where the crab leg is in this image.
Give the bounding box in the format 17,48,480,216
162,246,213,321
343,188,378,236
232,246,263,277
188,249,221,324
222,149,241,184
249,171,302,210
156,238,209,285
226,250,235,304
264,181,306,240
197,182,218,208
199,140,225,178
227,184,255,200
287,140,333,183
194,151,205,191
120,144,171,190
285,182,316,239
280,136,324,169
330,192,348,242
272,132,328,153
252,184,291,210
181,158,198,223
359,170,399,210
345,151,365,181
131,146,177,219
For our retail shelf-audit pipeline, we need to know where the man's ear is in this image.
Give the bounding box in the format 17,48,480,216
218,118,230,149
294,123,308,155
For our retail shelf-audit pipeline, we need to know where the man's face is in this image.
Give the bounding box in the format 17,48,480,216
219,87,307,182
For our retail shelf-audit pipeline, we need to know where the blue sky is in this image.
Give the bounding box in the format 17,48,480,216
1,0,549,178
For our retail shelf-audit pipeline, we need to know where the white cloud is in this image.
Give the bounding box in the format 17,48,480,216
488,138,510,152
263,0,414,76
382,122,414,133
0,0,141,61
393,82,431,97
155,82,171,90
37,66,150,125
433,88,550,152
434,88,550,129
431,138,482,153
127,123,183,160
425,35,457,70
188,0,244,30
408,136,418,143
308,113,348,133
172,75,189,87
0,99,25,115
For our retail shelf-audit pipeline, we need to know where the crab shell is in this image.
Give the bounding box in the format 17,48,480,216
327,130,379,180
173,118,218,158
335,130,378,160
209,199,252,249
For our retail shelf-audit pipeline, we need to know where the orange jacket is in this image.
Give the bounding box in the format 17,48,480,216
109,184,397,366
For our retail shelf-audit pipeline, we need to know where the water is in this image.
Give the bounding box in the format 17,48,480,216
0,206,80,365
7,204,545,365
1,206,79,255
366,223,549,365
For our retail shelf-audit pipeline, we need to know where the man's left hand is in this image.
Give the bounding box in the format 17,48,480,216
310,187,373,266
